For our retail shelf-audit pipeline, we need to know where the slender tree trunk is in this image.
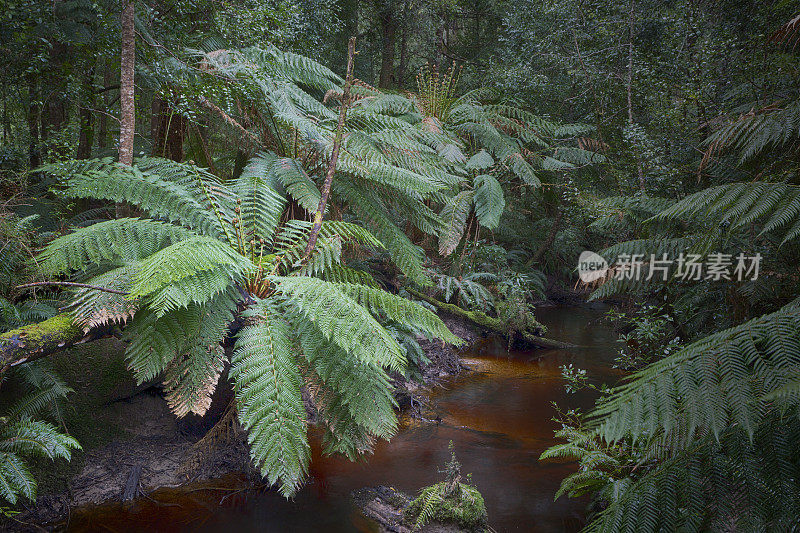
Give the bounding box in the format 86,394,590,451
378,10,396,88
304,37,356,259
530,209,563,265
77,65,96,159
98,65,112,151
152,93,186,162
2,80,9,144
26,76,41,168
626,0,645,191
118,0,135,167
117,0,136,219
397,0,410,89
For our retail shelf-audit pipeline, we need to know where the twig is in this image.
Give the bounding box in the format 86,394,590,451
302,36,357,260
16,282,129,295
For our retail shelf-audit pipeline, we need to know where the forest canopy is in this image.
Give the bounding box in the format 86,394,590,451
1,1,800,531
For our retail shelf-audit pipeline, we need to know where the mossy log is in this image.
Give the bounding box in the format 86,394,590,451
0,313,112,371
406,287,575,349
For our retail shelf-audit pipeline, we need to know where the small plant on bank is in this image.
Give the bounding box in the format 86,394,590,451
404,441,488,531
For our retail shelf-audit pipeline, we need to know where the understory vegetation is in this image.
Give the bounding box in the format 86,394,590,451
0,0,799,531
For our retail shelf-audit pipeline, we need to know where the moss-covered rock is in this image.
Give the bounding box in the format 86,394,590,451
404,482,487,531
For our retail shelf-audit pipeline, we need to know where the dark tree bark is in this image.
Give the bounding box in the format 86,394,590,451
378,9,396,88
98,65,113,151
118,0,136,166
397,0,410,89
77,66,96,159
152,94,187,162
25,76,41,168
626,0,645,191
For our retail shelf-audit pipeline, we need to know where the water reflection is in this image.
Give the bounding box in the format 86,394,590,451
65,306,620,532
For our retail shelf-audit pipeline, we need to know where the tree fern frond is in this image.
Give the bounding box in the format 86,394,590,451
39,218,197,276
651,182,800,244
69,265,138,332
129,236,252,299
591,303,800,446
439,190,474,256
332,282,462,345
230,300,309,496
473,174,505,229
56,160,232,239
270,276,405,371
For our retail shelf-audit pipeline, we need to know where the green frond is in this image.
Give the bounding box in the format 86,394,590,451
439,190,474,256
272,156,322,212
0,452,35,504
296,321,397,458
704,100,800,164
336,180,431,286
53,159,232,240
321,263,382,287
591,302,800,446
465,150,494,170
270,276,405,371
230,300,309,496
651,182,800,244
0,420,80,460
39,218,197,276
473,174,505,229
129,236,252,299
332,282,462,345
69,265,138,331
232,154,288,244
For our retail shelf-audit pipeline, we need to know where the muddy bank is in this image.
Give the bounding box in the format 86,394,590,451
4,315,480,531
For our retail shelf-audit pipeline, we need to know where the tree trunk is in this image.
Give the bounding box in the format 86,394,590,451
304,37,357,259
405,288,575,350
397,0,410,89
626,0,645,191
152,94,186,162
25,76,41,168
98,65,112,151
77,66,96,159
378,10,396,88
530,209,563,265
0,314,114,372
118,0,136,166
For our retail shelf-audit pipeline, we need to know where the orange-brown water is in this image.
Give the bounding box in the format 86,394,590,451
64,306,620,532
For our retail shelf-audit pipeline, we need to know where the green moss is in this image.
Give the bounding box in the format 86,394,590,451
1,313,79,343
404,482,488,531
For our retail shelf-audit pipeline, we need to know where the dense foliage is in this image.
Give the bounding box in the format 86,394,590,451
1,0,800,530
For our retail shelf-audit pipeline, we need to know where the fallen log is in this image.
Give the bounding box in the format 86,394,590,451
405,287,575,349
0,313,113,371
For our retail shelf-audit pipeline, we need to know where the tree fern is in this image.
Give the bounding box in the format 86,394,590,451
37,155,460,496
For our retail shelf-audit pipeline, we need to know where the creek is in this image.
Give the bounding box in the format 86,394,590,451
64,305,621,532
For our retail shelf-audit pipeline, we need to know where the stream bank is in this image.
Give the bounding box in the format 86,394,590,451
4,315,480,531
6,305,616,532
